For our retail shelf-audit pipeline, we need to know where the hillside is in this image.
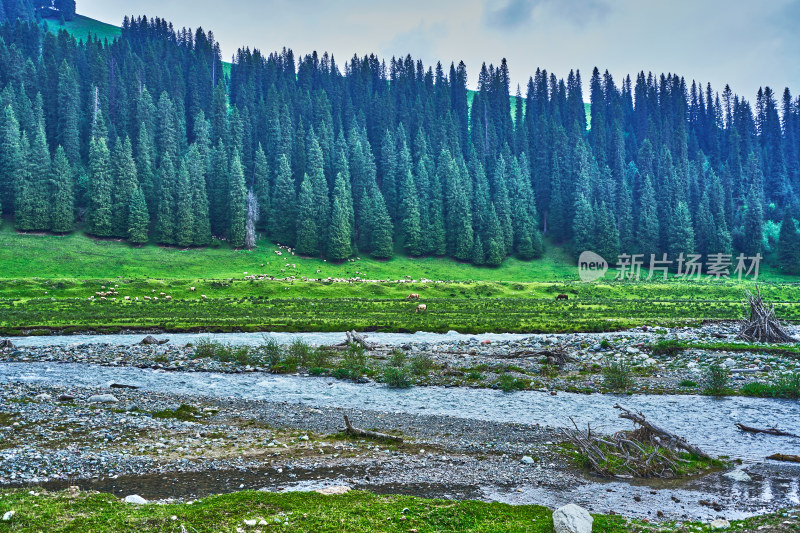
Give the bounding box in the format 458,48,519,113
42,13,120,42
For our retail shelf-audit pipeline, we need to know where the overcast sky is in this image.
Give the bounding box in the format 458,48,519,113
79,0,800,102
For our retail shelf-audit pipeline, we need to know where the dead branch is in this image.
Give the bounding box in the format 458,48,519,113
737,286,797,343
614,404,712,460
766,453,800,463
343,415,403,443
331,331,379,350
736,423,798,437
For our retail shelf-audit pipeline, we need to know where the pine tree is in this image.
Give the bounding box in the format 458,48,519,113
49,146,74,233
128,186,150,244
595,201,621,262
270,154,296,246
295,175,318,256
328,171,353,261
111,137,138,237
13,133,33,230
669,201,696,258
175,158,195,247
777,211,800,274
367,187,394,259
187,145,211,246
307,135,330,254
56,61,80,165
0,106,22,217
399,167,422,256
154,157,177,245
87,136,113,237
28,125,51,230
572,194,594,260
637,174,660,256
228,150,247,248
253,144,270,232
742,184,763,255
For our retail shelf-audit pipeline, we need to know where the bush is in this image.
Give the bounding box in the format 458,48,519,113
678,379,698,387
256,337,285,368
307,346,332,369
287,338,313,366
651,340,686,357
383,366,413,388
600,339,612,350
388,349,407,368
195,338,258,365
704,364,729,396
498,373,527,392
539,364,559,378
741,374,800,399
602,360,634,391
334,344,370,381
409,354,435,376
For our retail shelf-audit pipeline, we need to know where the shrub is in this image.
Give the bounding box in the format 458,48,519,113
388,349,407,368
539,364,559,378
466,371,484,381
704,364,729,396
151,404,203,421
287,338,313,366
307,346,332,369
600,339,612,350
257,337,285,368
602,360,634,391
651,340,686,357
678,379,698,387
409,354,435,376
741,374,800,399
383,366,413,388
497,373,528,392
334,344,370,381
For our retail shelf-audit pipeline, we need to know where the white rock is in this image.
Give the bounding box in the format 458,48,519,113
722,358,736,368
2,511,14,521
626,346,640,354
710,518,730,529
124,494,148,504
88,394,119,403
243,519,257,526
316,485,351,495
644,358,658,365
723,469,752,483
553,503,593,533
34,393,52,401
521,456,535,464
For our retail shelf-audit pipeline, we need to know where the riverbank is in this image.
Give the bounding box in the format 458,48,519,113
2,488,798,533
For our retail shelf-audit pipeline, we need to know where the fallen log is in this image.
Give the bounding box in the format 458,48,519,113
331,331,378,350
766,453,800,463
736,423,797,437
614,404,713,460
343,415,403,443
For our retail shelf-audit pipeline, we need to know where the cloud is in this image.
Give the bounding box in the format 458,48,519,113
380,21,448,63
484,0,610,29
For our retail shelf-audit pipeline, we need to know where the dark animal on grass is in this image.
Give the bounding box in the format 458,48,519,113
556,294,569,301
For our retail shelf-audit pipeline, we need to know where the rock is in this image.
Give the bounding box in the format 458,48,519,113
0,339,15,349
626,346,640,354
2,511,14,521
316,486,351,495
521,456,535,464
124,403,139,412
110,383,139,389
553,504,593,533
124,495,148,505
34,393,52,401
722,358,736,368
88,394,119,403
57,394,75,402
139,335,160,345
243,519,257,526
710,518,730,530
723,469,752,483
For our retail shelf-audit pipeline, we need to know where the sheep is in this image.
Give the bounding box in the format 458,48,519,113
415,304,427,313
190,287,196,291
201,294,207,299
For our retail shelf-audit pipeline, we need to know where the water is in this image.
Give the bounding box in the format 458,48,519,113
8,330,543,348
2,362,798,462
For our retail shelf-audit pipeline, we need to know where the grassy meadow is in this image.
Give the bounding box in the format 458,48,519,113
0,227,798,335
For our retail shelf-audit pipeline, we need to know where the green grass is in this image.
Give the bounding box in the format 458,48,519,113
741,374,800,399
0,488,795,532
42,14,122,42
651,339,800,358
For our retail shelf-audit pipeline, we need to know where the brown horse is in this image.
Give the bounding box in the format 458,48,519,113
556,294,569,301
407,293,421,300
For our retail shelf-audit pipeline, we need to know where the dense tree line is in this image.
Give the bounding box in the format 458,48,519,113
0,15,799,272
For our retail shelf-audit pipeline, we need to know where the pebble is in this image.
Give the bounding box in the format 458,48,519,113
124,494,148,504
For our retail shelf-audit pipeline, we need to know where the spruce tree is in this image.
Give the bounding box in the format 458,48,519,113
128,186,150,245
399,167,422,256
0,106,22,217
56,61,80,165
87,136,113,237
777,211,800,274
295,175,318,256
270,154,296,246
637,174,660,256
175,158,195,247
253,144,270,232
228,150,247,248
572,194,594,260
13,133,33,231
50,146,74,233
595,201,621,263
28,125,51,230
669,201,696,258
154,157,177,245
742,184,763,256
187,146,211,246
111,137,138,237
328,171,353,261
367,187,394,259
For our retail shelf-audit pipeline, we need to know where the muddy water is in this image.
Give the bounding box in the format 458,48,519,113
2,362,799,520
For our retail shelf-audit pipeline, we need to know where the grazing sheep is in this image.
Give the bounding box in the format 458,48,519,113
201,294,207,299
415,304,427,313
190,287,196,291
124,296,130,300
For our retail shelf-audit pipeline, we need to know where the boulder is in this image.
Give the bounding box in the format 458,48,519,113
34,393,52,401
521,456,535,465
2,511,14,521
723,469,752,483
553,504,593,533
710,518,730,530
88,394,119,403
139,336,159,345
124,495,148,505
57,394,75,402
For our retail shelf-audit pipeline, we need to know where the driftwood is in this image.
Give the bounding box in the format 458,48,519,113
766,453,800,463
736,423,798,437
738,287,797,343
331,331,378,350
343,415,403,443
614,404,712,460
0,339,15,350
499,348,575,367
562,406,714,478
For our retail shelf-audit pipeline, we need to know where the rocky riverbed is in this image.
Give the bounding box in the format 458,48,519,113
0,324,799,524
2,322,799,395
